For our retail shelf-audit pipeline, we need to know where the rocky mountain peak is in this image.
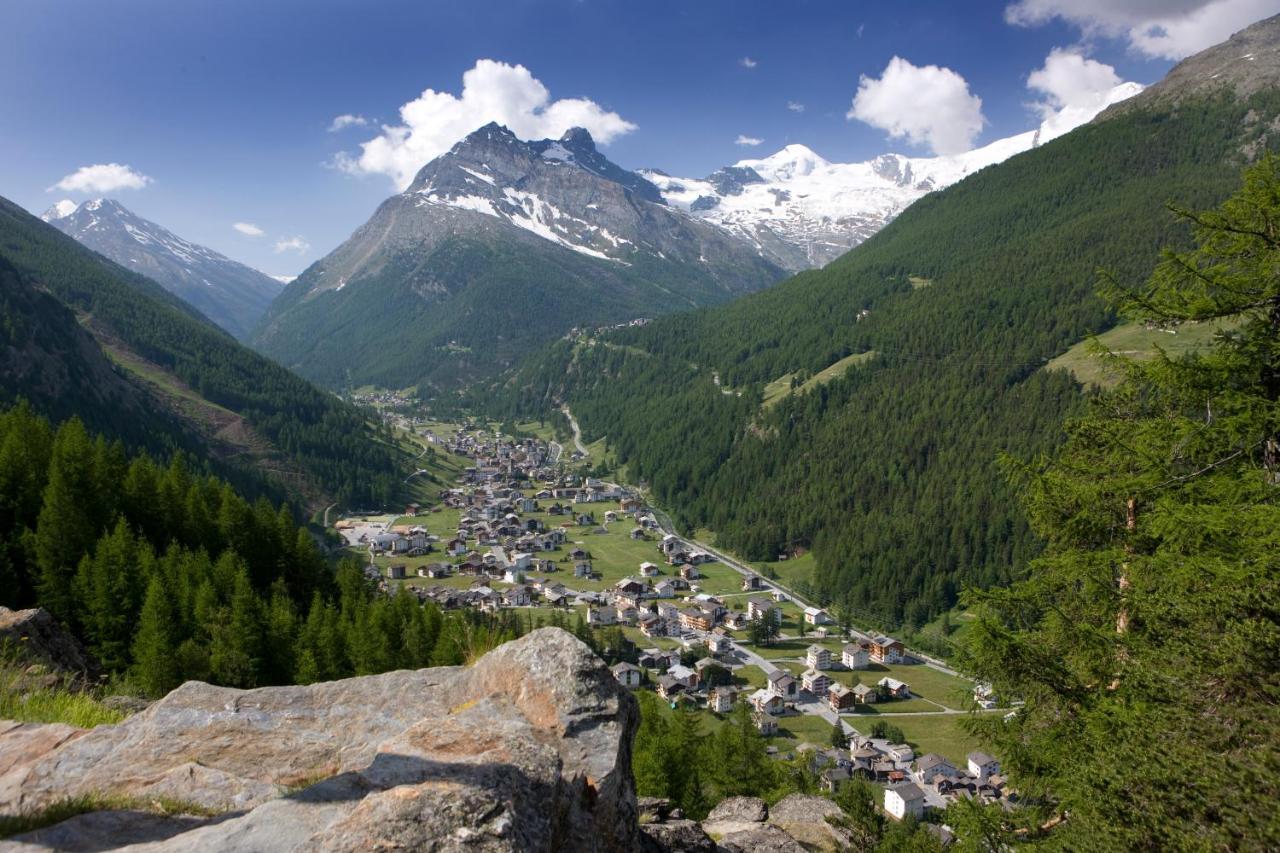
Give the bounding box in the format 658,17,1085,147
1099,13,1280,120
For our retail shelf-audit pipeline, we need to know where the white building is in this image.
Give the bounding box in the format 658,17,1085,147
803,606,833,626
968,751,1001,784
805,644,832,670
884,783,926,820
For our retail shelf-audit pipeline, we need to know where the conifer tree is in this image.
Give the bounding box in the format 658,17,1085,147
962,157,1280,849
133,573,180,697
34,417,99,620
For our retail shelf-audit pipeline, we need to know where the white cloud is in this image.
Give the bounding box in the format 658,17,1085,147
49,163,152,193
740,56,758,68
787,101,806,113
1005,0,1280,59
735,134,764,146
328,113,369,132
233,222,265,237
1027,48,1141,141
337,59,637,190
274,236,310,254
848,57,985,155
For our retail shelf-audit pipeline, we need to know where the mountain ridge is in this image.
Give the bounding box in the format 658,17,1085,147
252,123,784,392
42,198,284,339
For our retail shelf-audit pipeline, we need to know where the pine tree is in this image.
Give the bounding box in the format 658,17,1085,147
209,566,264,688
961,157,1280,849
133,573,180,697
34,418,99,620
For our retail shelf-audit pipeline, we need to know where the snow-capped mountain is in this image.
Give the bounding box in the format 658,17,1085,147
643,81,1144,271
41,199,284,339
251,123,783,391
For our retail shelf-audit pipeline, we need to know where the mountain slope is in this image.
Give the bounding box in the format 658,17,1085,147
493,17,1280,630
0,195,402,510
252,123,784,392
643,81,1141,271
42,199,284,339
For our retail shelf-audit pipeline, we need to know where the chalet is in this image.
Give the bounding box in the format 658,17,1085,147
652,579,677,599
748,689,786,715
741,574,765,591
884,783,926,821
587,607,618,626
678,608,716,632
886,744,915,764
852,683,878,704
828,683,856,712
706,633,733,655
616,578,647,595
801,668,831,696
502,586,532,607
708,687,735,713
575,513,596,526
503,568,525,585
968,752,1000,784
723,611,751,631
638,649,679,670
666,664,699,689
878,677,911,699
611,662,642,689
573,561,593,579
754,711,779,736
420,564,452,579
915,753,960,786
639,561,660,577
767,671,798,700
806,644,832,670
656,602,680,621
870,635,906,664
615,590,645,611
619,497,641,513
659,534,681,554
638,614,665,637
629,527,647,540
656,676,685,701
387,564,407,580
679,563,700,581
771,588,789,602
446,538,468,556
569,547,590,561
518,497,537,513
803,606,833,626
404,502,421,516
746,597,776,621
821,765,852,793
842,641,871,670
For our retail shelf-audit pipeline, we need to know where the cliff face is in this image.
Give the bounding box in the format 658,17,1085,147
0,628,641,851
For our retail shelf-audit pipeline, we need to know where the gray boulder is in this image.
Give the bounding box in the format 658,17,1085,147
0,627,639,851
700,795,768,837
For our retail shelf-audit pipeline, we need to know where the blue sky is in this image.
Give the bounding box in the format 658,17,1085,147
2,0,1272,276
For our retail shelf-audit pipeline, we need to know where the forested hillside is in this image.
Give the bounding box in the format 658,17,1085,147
492,84,1280,629
0,196,401,509
0,405,524,696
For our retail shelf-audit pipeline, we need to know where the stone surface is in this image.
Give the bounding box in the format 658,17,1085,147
716,823,809,853
0,607,100,686
766,793,852,851
639,818,716,852
700,794,768,838
0,628,640,851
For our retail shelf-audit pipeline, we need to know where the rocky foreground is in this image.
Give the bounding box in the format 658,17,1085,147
0,626,845,851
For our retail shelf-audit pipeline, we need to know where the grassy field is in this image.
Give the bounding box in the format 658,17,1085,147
762,351,877,408
908,275,933,289
769,713,841,749
863,713,993,765
1046,319,1241,388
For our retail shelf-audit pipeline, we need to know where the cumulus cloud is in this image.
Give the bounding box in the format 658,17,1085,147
328,114,368,132
1005,0,1280,59
787,101,806,112
336,59,637,190
740,56,759,68
274,236,310,254
1027,48,1140,141
848,57,985,155
735,135,764,146
49,163,152,193
233,222,265,237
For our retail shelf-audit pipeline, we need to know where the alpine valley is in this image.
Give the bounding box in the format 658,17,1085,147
4,7,1280,852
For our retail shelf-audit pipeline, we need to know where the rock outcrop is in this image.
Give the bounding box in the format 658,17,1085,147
0,628,640,851
641,792,853,852
0,607,101,687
